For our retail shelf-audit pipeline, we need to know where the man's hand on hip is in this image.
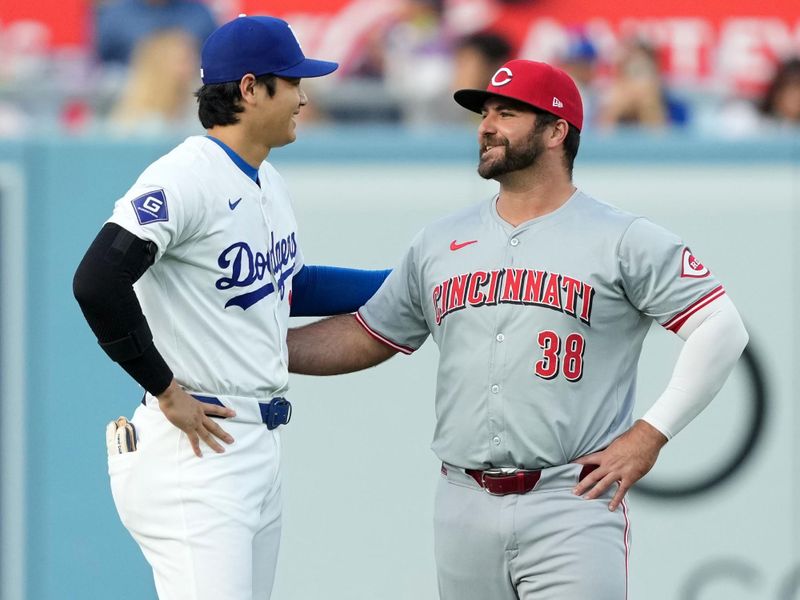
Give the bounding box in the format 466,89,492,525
157,380,236,457
572,419,668,511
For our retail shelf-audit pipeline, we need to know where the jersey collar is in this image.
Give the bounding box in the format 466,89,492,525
489,188,583,233
205,135,260,185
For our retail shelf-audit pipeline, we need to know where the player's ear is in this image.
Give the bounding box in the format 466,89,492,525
548,119,569,148
239,74,258,105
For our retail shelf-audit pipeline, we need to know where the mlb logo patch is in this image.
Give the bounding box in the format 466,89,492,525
131,189,169,225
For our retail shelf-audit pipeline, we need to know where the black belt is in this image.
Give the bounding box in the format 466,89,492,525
141,393,292,430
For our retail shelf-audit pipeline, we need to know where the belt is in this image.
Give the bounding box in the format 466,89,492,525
195,395,292,430
141,393,292,430
464,464,598,496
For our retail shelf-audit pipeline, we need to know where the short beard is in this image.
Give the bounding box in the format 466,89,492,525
477,124,546,180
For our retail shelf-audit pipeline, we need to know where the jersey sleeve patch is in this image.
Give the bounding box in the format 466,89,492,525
131,189,169,225
681,247,710,278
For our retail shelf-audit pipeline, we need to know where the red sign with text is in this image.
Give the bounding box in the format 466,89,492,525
2,0,798,92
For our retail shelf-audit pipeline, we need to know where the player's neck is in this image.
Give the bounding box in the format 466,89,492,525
496,170,576,227
206,126,270,168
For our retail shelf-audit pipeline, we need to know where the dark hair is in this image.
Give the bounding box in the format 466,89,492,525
195,74,277,128
533,110,581,178
457,32,512,64
759,57,800,117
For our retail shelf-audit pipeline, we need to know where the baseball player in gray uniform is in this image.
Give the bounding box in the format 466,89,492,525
74,15,388,600
287,60,749,599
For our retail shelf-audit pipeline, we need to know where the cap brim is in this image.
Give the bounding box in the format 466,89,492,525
453,89,506,113
273,58,338,78
455,87,583,130
455,88,539,114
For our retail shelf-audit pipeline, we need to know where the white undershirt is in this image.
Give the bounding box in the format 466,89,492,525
642,294,749,439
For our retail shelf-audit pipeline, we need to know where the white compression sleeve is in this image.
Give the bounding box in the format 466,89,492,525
641,294,749,440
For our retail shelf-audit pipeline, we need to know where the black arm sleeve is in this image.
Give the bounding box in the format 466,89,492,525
73,223,174,396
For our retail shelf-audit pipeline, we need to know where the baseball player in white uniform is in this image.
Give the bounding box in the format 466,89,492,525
286,60,749,599
74,16,388,600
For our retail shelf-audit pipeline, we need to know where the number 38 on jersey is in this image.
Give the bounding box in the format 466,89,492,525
534,330,585,382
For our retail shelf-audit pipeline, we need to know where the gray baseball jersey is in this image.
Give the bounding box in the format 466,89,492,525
358,190,723,469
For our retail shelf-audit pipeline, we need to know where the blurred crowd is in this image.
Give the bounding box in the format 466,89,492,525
0,0,798,138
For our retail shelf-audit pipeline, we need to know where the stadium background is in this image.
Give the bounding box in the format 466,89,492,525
0,1,797,599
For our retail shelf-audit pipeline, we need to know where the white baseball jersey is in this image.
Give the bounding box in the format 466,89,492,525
358,190,723,469
107,135,303,399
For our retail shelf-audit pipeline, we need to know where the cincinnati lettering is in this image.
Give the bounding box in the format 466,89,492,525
432,269,595,326
215,232,298,310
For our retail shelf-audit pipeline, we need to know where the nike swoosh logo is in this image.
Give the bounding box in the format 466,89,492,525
450,239,478,251
228,197,243,210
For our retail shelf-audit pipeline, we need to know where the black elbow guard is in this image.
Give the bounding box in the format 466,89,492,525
74,224,173,394
99,319,154,362
73,224,158,356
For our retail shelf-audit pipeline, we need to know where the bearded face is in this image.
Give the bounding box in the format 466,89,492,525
478,119,547,180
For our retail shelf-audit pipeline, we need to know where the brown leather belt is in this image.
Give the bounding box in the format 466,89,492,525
464,464,598,496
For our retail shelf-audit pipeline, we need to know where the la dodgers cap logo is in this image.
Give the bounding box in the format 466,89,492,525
454,59,584,131
200,14,338,84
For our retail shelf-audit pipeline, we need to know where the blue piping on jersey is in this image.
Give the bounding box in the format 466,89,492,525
205,135,260,184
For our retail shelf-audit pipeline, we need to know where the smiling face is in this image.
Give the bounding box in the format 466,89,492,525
477,97,546,180
252,76,308,149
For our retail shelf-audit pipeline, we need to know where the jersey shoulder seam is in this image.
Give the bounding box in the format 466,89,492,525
613,216,649,301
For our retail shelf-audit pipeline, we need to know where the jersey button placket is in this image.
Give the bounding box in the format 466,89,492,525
489,240,512,464
488,382,504,459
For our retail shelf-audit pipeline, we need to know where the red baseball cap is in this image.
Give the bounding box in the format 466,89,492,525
454,60,583,131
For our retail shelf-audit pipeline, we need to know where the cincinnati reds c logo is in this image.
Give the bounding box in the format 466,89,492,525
491,67,513,87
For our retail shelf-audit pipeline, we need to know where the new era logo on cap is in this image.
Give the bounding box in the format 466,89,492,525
552,97,563,108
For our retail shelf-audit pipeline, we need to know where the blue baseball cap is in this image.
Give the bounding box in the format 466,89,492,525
564,35,597,63
200,15,338,84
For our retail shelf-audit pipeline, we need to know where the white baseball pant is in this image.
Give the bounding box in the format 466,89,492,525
108,393,283,600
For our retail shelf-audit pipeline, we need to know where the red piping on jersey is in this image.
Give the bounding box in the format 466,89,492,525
355,312,415,355
662,285,725,333
622,498,631,600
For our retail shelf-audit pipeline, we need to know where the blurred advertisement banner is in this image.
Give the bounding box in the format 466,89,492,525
4,0,798,93
0,0,86,46
252,0,799,93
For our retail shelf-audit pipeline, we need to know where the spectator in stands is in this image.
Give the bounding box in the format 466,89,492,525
558,29,600,129
760,57,800,127
702,57,800,137
311,0,450,123
381,0,454,126
451,31,512,93
598,39,688,129
107,29,200,135
95,0,216,65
